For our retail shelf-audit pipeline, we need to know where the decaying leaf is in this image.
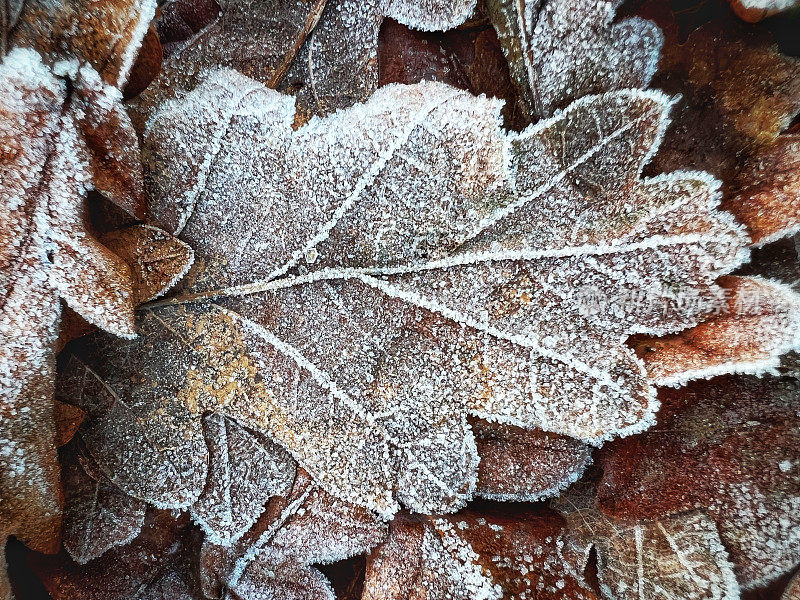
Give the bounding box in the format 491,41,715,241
486,0,662,120
597,375,800,589
635,275,800,386
57,64,758,519
364,506,595,600
552,481,740,600
197,468,385,600
472,419,592,502
133,0,478,130
30,509,191,600
190,413,295,546
638,5,800,246
0,0,164,565
61,445,146,564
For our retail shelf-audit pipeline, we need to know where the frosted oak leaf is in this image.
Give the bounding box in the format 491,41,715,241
61,70,747,518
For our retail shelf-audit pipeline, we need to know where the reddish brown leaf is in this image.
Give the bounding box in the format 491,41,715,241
53,401,85,447
364,506,596,600
784,570,800,600
597,375,800,588
122,25,163,100
553,481,739,600
638,5,800,245
30,509,189,600
61,446,146,564
9,0,157,88
472,419,592,502
638,275,800,386
101,225,195,304
728,0,800,22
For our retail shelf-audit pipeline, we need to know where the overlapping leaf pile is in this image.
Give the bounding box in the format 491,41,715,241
1,0,800,598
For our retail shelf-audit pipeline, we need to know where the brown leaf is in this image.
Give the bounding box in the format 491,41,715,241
197,468,386,600
472,419,592,502
728,0,800,22
122,25,163,100
552,481,739,600
190,414,295,546
637,275,800,386
61,445,146,564
101,224,195,304
53,401,85,447
486,0,662,120
30,509,190,600
9,0,157,88
638,5,800,245
363,506,596,600
597,375,800,588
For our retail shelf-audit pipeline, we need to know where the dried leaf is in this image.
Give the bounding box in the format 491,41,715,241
53,401,85,447
190,414,295,546
640,8,800,245
0,48,138,557
597,375,800,588
552,482,740,600
637,275,800,386
472,419,592,501
486,0,662,120
134,0,479,129
60,72,752,517
197,469,386,600
61,446,146,564
363,506,596,600
101,224,195,304
8,0,156,88
30,509,190,600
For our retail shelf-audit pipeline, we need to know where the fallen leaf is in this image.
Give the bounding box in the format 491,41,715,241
635,275,800,386
728,0,800,22
61,444,146,564
30,509,191,600
638,5,800,245
60,71,753,518
486,0,662,120
363,506,596,600
552,481,740,600
52,401,85,447
197,468,386,600
190,413,295,546
472,419,592,502
133,0,480,129
597,375,800,589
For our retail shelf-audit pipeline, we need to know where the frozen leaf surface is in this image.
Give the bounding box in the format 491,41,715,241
636,275,800,386
59,71,754,518
30,509,191,600
0,48,139,558
784,571,800,600
473,419,592,502
486,0,662,119
134,0,478,129
728,0,800,22
597,375,800,588
363,506,596,600
198,468,386,600
61,446,146,564
553,482,740,600
190,414,295,546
